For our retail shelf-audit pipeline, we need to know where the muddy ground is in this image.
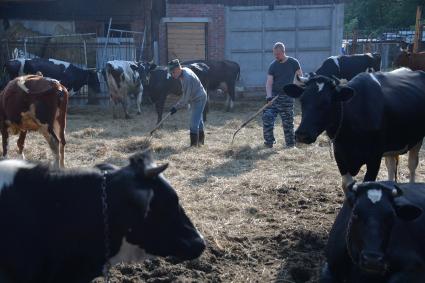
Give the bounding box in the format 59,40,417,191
9,96,425,283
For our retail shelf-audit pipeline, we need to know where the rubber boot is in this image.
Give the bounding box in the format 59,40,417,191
190,133,199,147
199,130,205,145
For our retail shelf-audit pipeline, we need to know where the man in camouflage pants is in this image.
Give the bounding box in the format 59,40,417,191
263,42,303,148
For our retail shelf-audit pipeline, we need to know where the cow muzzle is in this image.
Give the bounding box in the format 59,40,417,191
359,251,387,274
295,129,317,144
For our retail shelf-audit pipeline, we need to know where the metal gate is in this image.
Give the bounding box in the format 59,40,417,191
225,4,344,87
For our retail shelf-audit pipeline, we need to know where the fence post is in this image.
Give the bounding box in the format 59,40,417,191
413,6,423,53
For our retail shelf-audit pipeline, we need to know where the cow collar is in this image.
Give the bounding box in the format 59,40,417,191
100,171,112,283
328,102,344,158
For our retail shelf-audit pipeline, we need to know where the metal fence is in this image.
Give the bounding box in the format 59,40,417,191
0,29,145,105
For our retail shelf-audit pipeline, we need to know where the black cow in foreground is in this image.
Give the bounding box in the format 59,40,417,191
284,68,425,191
4,58,101,96
0,150,205,283
321,181,425,283
182,59,240,111
313,53,381,80
144,62,210,123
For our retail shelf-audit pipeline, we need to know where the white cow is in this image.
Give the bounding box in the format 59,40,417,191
105,60,156,119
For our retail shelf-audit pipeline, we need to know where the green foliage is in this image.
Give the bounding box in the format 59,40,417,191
344,0,424,34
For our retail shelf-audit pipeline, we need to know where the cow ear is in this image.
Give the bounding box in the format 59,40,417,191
130,64,138,71
144,163,168,178
283,84,304,98
394,197,422,221
149,63,157,71
333,86,354,102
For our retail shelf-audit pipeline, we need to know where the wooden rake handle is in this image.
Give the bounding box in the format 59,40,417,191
231,96,279,144
149,112,172,136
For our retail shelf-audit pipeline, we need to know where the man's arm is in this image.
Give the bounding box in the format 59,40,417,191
265,74,273,99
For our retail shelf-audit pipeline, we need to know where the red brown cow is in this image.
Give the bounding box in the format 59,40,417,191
0,74,68,167
394,45,425,71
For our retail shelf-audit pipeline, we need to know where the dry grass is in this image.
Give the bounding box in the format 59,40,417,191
9,97,425,283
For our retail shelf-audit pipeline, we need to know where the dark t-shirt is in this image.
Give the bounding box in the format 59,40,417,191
268,56,300,93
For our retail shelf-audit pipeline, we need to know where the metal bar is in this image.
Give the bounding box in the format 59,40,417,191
140,24,147,61
108,28,144,35
18,33,96,40
83,40,88,67
103,18,113,67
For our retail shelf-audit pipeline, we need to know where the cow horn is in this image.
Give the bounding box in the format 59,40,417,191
144,163,169,178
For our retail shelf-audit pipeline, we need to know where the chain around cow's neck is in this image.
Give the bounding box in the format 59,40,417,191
328,102,344,159
101,171,111,283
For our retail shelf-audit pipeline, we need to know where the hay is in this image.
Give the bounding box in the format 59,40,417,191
7,100,425,282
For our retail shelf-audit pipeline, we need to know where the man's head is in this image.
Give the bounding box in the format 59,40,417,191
168,59,182,79
273,42,286,62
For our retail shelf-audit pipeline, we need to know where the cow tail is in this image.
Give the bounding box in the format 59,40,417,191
236,65,241,81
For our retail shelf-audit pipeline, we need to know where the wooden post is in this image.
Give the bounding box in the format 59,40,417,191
351,30,358,55
413,6,422,53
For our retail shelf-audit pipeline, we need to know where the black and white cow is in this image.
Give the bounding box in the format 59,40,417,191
144,62,210,123
0,150,205,283
105,60,156,119
314,53,381,80
4,58,101,95
299,52,414,182
284,68,425,191
321,181,425,283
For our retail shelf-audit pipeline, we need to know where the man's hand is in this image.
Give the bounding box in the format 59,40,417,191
170,107,177,115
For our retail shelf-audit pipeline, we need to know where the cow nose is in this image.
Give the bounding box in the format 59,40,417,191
178,237,206,260
295,130,315,144
360,251,385,270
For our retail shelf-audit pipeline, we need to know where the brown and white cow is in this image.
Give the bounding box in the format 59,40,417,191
0,74,68,167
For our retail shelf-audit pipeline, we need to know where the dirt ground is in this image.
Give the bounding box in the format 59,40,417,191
9,96,425,283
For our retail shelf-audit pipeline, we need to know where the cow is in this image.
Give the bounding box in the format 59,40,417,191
314,53,381,80
284,68,425,191
308,52,412,182
4,58,101,96
0,74,68,168
394,46,425,71
182,59,240,111
0,150,205,283
144,62,210,124
105,60,156,119
321,181,425,283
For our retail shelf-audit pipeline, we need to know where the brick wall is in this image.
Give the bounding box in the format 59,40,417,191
158,3,225,65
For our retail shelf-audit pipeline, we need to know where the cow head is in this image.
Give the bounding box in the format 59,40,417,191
344,182,422,275
283,75,354,144
132,61,157,86
87,69,101,93
102,149,205,261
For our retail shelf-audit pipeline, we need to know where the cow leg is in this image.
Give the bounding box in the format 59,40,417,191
155,97,166,124
1,126,9,158
408,141,422,183
385,155,398,182
364,158,381,182
136,89,143,115
39,125,60,168
111,99,119,119
17,130,27,159
320,263,340,283
227,81,235,112
123,96,132,119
